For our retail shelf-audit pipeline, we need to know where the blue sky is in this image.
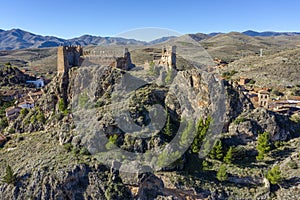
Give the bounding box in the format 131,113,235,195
1,0,299,40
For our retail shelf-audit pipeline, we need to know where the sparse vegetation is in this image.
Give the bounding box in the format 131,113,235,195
272,89,284,96
222,70,238,80
163,112,172,137
234,117,246,125
0,117,8,130
287,160,298,169
105,135,118,150
2,164,16,185
58,98,66,112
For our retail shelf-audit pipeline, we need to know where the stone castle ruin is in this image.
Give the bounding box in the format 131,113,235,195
158,46,176,69
57,45,176,74
57,46,83,74
83,47,133,70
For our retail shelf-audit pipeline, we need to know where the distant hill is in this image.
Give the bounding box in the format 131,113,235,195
198,32,300,62
148,36,177,45
242,30,300,37
1,28,300,51
0,29,146,50
221,47,300,87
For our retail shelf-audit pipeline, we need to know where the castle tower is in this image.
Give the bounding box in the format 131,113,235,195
57,46,68,74
57,46,83,75
160,46,176,70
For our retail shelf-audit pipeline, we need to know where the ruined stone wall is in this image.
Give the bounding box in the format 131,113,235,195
83,48,133,70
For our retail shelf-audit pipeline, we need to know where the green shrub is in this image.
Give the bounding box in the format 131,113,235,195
8,128,15,134
163,113,172,137
267,165,282,185
63,143,73,152
224,146,234,164
58,98,66,112
202,160,210,171
165,68,175,84
148,61,158,76
0,118,8,130
234,117,246,125
248,79,256,85
20,108,29,117
272,89,283,96
217,164,228,182
105,135,118,150
2,165,16,185
222,70,238,80
72,146,80,155
37,112,46,124
105,181,132,200
30,115,36,124
80,146,90,156
287,160,298,169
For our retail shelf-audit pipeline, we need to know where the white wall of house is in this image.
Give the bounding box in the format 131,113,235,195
18,102,34,109
26,78,45,88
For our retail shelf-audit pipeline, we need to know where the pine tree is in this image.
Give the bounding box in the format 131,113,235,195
224,146,234,164
164,113,172,137
191,117,211,153
202,160,209,171
217,164,228,182
209,140,223,160
267,165,282,185
256,132,271,160
2,165,16,185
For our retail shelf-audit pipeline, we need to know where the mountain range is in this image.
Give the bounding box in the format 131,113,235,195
1,28,300,50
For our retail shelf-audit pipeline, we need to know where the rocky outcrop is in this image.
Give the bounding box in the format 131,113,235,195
228,107,295,144
0,164,109,200
0,65,34,86
137,173,165,200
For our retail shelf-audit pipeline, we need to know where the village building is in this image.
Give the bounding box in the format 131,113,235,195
28,90,43,101
26,77,45,88
0,90,22,101
5,106,22,121
258,90,270,108
17,100,35,109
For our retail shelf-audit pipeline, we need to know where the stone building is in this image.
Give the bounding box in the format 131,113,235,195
57,46,83,74
159,46,176,70
258,90,270,108
58,46,134,72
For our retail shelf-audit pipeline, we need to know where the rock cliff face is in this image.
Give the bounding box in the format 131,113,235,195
1,64,298,199
0,65,34,86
